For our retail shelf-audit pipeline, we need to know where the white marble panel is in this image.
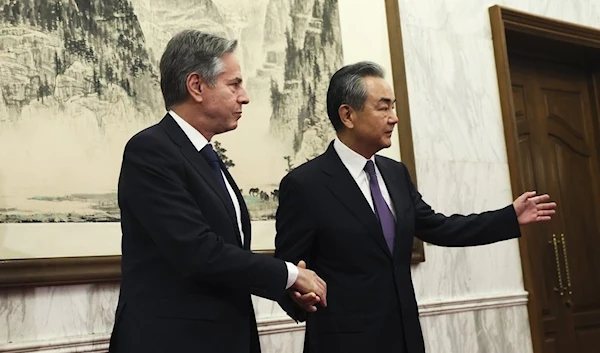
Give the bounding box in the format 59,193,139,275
500,0,600,31
412,239,524,302
259,328,305,353
421,304,533,353
87,283,120,335
252,295,289,319
397,0,600,37
400,24,507,164
414,159,513,215
0,283,119,345
409,159,523,300
398,0,493,37
0,288,30,344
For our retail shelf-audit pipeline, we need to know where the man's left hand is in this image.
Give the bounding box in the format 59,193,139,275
289,290,320,312
513,191,557,225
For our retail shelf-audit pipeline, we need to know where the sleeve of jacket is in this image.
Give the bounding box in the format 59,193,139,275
273,173,318,322
119,133,288,302
399,163,522,246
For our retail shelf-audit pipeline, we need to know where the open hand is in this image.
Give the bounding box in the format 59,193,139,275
513,191,557,225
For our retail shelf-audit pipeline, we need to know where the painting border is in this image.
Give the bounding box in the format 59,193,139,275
0,0,423,288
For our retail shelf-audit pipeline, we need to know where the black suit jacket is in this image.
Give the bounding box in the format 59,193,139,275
274,143,521,353
108,114,288,353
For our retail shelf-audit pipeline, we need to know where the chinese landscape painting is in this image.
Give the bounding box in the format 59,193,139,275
0,0,343,226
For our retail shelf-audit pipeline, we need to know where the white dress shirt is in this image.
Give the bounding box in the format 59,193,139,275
169,111,298,289
333,137,396,218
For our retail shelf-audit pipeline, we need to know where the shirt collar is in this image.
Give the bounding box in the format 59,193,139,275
168,110,209,152
333,137,376,179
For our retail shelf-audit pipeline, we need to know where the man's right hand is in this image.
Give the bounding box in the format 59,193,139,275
292,260,327,307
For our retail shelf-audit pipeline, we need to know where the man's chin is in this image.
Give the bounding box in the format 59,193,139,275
217,122,238,134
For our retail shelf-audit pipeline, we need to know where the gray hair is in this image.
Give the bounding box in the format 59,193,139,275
326,61,385,131
159,30,238,110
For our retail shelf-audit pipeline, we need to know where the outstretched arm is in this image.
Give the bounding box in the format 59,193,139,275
399,163,556,246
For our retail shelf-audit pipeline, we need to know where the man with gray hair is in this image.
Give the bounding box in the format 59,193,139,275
108,30,326,353
274,61,556,352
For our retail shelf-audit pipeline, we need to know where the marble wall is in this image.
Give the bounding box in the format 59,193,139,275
398,0,600,298
394,0,600,351
2,0,599,352
0,282,305,352
0,282,532,353
420,303,532,353
0,283,118,352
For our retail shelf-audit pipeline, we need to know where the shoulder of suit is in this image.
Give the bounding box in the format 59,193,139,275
375,154,406,169
124,123,167,153
282,154,325,181
128,122,159,139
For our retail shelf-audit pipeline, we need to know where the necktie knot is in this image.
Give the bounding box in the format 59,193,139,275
364,160,377,178
200,144,220,164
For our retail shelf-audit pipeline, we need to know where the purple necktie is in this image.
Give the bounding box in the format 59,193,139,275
364,160,396,253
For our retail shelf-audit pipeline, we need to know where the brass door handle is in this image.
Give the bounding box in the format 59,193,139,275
551,234,566,296
560,233,573,295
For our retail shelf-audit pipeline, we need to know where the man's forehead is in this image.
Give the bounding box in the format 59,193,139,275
365,79,394,100
221,69,242,78
220,56,242,79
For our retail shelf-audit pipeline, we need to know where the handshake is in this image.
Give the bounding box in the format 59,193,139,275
290,260,327,312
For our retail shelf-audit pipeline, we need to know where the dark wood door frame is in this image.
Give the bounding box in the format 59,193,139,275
489,5,600,353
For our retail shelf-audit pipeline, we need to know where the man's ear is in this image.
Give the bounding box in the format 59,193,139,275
338,104,355,129
186,73,204,103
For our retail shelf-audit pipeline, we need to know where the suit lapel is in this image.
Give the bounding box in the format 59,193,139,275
320,144,392,259
222,165,250,249
159,115,242,246
375,156,407,219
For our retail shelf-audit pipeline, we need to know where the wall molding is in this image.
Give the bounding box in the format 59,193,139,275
0,291,528,353
418,291,528,317
0,334,110,353
257,316,305,335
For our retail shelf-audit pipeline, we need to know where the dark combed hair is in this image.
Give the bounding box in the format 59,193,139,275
326,61,385,131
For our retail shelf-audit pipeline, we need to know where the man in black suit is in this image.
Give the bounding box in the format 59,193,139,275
108,30,326,353
274,61,556,353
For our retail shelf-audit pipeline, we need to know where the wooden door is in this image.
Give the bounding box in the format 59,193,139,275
510,56,600,353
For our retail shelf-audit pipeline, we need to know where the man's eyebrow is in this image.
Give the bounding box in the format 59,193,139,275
378,97,396,104
228,77,243,83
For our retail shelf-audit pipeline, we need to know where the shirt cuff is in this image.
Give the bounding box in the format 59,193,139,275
285,262,299,290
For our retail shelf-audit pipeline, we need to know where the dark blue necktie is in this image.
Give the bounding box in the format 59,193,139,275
364,160,396,253
200,144,229,194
